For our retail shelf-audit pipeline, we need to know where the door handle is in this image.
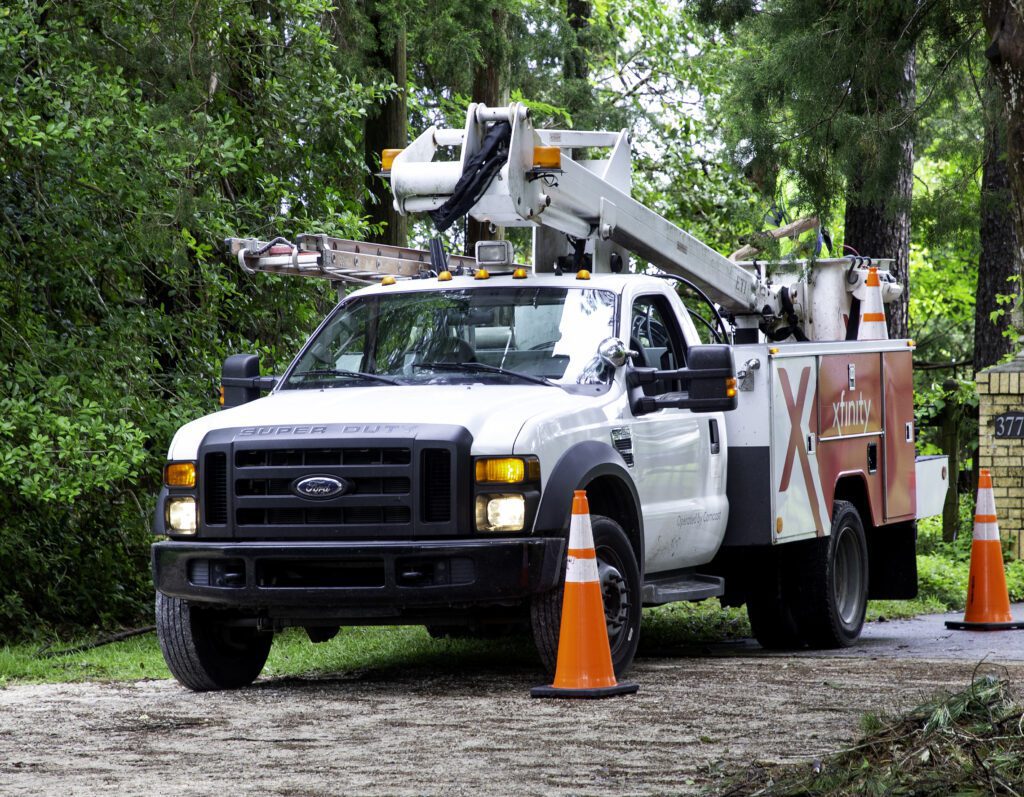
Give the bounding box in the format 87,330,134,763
709,419,720,455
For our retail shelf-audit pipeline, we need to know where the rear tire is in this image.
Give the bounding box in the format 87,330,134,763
745,500,869,650
156,592,272,691
531,514,641,678
746,548,803,649
798,500,869,648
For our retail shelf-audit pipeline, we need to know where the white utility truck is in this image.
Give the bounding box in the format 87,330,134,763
153,103,948,690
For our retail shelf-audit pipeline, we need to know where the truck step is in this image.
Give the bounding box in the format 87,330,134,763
641,572,724,605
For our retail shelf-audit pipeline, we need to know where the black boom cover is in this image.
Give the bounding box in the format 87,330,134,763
429,121,512,233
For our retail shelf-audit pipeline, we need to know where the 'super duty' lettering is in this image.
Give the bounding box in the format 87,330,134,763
239,425,327,435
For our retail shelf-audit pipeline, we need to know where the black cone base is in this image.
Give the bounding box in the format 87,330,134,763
946,619,1024,631
530,681,639,699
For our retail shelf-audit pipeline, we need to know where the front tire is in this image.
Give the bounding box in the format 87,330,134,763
156,592,272,691
531,514,642,678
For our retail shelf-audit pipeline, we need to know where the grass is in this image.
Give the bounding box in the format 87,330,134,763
2,496,1017,687
0,591,961,688
714,674,1024,796
0,602,748,687
0,625,539,687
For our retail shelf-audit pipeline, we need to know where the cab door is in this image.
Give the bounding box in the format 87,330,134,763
626,293,726,573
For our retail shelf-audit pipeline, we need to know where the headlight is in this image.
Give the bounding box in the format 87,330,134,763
475,494,526,532
167,497,198,534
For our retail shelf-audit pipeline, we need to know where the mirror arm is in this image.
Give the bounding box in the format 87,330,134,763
222,375,279,391
628,365,734,388
634,392,737,414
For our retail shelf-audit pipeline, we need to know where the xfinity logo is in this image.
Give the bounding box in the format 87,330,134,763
292,476,351,500
831,390,873,435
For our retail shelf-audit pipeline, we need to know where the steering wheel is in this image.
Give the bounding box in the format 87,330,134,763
429,337,476,363
629,337,648,368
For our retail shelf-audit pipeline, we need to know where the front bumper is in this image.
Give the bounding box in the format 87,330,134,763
152,537,565,614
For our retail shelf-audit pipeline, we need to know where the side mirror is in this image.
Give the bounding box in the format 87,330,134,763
597,337,632,368
628,344,737,415
221,354,278,408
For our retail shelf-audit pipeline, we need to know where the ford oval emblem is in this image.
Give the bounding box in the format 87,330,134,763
292,475,350,500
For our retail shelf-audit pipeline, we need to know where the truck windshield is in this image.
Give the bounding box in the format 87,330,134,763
281,286,617,390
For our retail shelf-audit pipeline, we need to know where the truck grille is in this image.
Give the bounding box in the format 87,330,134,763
421,449,451,523
203,452,229,525
197,428,466,538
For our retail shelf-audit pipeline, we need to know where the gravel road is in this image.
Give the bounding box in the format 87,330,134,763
3,609,1023,797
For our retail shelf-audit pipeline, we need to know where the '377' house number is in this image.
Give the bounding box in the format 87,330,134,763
994,412,1024,439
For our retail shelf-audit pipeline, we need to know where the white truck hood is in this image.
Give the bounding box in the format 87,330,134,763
167,384,589,460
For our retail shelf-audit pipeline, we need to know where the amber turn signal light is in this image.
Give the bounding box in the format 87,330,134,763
475,457,541,484
165,462,196,488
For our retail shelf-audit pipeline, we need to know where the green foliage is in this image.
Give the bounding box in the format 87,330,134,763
0,0,386,637
913,375,977,461
0,0,1003,644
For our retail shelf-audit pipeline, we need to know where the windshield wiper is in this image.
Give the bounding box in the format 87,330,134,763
289,368,399,386
413,361,553,386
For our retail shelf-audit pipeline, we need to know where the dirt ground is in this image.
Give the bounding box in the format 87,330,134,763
3,651,1023,797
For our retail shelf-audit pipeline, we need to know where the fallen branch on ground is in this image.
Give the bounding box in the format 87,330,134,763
38,626,156,659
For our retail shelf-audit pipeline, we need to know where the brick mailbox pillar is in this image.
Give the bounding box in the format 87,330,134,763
977,350,1024,559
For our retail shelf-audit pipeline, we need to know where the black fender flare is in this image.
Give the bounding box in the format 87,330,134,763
153,486,169,535
533,440,644,569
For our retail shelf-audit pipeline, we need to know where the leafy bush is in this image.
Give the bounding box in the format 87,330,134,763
0,1,385,639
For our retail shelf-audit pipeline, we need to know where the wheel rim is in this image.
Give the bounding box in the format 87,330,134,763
833,525,866,627
596,548,631,650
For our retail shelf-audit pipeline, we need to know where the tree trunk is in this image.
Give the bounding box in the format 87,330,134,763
983,1,1024,323
843,47,915,340
974,75,1021,370
564,0,591,160
364,21,407,247
466,8,508,255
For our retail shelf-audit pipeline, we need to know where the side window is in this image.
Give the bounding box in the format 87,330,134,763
630,295,687,395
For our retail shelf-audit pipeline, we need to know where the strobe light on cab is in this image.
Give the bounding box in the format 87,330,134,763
381,148,403,171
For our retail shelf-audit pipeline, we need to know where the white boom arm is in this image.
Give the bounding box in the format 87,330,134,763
390,103,770,315
388,102,903,339
224,101,903,343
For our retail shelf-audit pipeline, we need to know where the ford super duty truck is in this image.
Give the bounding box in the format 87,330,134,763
152,102,947,690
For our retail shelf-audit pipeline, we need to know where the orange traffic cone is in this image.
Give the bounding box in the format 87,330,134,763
946,470,1024,631
856,266,889,341
531,490,639,698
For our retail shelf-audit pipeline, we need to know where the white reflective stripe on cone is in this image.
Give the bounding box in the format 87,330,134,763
976,488,997,518
973,521,1001,542
568,512,595,550
566,554,600,583
973,487,1000,540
